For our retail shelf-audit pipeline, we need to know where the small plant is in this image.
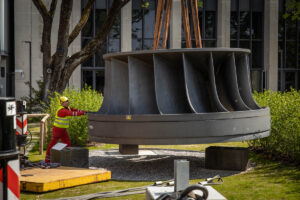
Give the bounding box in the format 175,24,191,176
46,86,103,147
249,89,300,163
21,79,46,113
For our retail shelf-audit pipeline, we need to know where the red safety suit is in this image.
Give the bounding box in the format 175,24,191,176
45,107,85,163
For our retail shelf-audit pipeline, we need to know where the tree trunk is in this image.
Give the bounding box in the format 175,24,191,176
33,0,130,103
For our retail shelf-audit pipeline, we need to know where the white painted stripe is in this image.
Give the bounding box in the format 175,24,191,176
8,159,20,177
7,188,19,200
23,124,27,133
16,127,22,134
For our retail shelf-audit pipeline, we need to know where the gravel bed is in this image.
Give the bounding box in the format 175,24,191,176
89,149,244,181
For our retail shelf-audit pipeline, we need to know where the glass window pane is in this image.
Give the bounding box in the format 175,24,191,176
298,72,300,89
239,0,250,11
278,12,285,41
230,12,238,39
143,39,153,50
204,40,216,47
108,38,120,53
286,19,297,40
240,41,250,49
95,8,107,33
82,8,93,37
278,0,284,12
108,15,120,53
278,48,284,69
95,42,107,67
298,39,300,69
252,41,263,68
252,0,264,12
252,12,262,39
278,71,282,91
250,70,262,92
286,41,297,68
206,0,217,11
285,72,296,90
240,12,250,39
230,40,238,48
198,11,203,38
205,11,216,39
95,0,106,9
143,8,156,39
82,70,93,88
81,39,93,67
95,70,105,93
231,0,238,11
132,8,143,50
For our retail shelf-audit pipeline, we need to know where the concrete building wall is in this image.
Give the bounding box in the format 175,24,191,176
14,0,81,100
170,0,182,49
264,0,278,91
217,0,230,47
121,0,132,52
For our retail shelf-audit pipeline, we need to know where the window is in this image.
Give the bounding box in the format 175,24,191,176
230,0,264,92
278,0,300,91
132,0,156,50
0,67,4,78
182,0,217,48
81,0,121,93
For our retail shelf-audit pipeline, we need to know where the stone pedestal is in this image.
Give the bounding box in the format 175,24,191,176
50,147,89,168
119,144,139,155
205,146,249,171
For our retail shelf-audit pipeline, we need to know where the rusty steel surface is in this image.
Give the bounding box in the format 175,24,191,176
88,48,270,145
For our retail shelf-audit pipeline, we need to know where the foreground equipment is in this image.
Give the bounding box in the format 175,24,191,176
0,97,20,200
88,48,270,147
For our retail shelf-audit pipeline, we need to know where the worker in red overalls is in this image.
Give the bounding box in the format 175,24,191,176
44,96,86,163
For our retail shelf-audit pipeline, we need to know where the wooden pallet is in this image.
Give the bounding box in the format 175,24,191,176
20,166,111,192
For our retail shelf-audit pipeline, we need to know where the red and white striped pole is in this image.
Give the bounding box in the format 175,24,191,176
15,115,27,136
0,159,20,200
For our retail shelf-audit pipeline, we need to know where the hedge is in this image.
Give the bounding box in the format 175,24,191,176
250,89,300,163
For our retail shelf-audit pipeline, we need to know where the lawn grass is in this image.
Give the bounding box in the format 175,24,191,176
23,126,299,200
21,152,300,200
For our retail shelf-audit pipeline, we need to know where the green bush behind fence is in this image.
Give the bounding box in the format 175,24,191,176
46,87,102,147
250,89,300,163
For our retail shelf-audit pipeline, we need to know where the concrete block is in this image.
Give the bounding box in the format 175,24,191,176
51,147,89,168
174,160,189,192
205,146,249,171
119,144,139,154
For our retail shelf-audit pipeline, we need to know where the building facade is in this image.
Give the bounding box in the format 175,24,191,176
1,0,299,99
81,0,299,94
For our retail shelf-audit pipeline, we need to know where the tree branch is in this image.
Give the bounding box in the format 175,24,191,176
68,0,95,46
51,0,73,91
66,0,130,71
32,0,50,19
49,0,58,18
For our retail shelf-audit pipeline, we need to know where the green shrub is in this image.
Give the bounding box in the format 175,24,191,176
46,86,103,147
249,89,300,163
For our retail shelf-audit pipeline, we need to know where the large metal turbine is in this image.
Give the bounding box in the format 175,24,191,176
88,48,270,145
